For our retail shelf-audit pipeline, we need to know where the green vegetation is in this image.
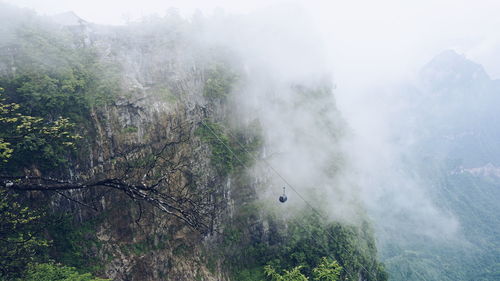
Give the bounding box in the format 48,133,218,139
264,257,342,281
0,21,120,174
150,85,178,103
46,214,104,273
0,189,107,280
21,263,108,281
122,125,138,134
197,79,386,280
196,121,234,175
264,265,309,281
1,28,120,116
0,89,90,279
203,63,238,101
0,90,81,173
222,210,387,281
0,7,389,281
0,83,102,278
119,235,170,256
0,189,49,279
382,165,500,281
0,18,120,280
196,120,262,176
312,257,342,281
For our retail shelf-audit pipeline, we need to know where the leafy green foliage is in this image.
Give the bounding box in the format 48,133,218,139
122,126,138,134
21,263,108,281
6,60,119,118
0,23,115,277
264,265,309,281
0,21,121,174
2,25,120,115
0,189,109,280
203,64,238,101
225,211,387,281
0,189,49,279
8,23,120,103
196,120,262,176
0,92,81,172
312,258,342,281
233,268,267,281
45,214,104,273
196,122,234,175
263,257,342,281
11,71,87,121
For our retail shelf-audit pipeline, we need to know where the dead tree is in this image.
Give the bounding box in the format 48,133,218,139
1,121,223,235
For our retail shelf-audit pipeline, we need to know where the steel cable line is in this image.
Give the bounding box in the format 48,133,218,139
199,119,361,280
200,119,382,281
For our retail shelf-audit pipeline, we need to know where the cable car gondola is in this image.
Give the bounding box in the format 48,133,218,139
279,186,287,203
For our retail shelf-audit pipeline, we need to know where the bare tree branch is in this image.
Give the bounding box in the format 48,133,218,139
1,122,224,235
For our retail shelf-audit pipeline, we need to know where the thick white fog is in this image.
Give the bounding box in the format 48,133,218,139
7,0,500,78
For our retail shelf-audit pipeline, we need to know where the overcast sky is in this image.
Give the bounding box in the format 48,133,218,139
5,0,500,85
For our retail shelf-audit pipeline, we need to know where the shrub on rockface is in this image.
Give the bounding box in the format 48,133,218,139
21,263,108,281
203,63,238,101
264,257,342,281
0,189,49,279
196,120,262,176
0,91,81,173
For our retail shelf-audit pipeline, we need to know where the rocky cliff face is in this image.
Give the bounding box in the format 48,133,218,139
79,104,223,281
57,21,234,281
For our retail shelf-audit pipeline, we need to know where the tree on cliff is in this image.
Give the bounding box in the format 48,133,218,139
264,257,342,281
0,188,109,280
22,263,109,281
0,187,48,278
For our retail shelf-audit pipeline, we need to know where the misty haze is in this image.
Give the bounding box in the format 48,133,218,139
0,1,498,281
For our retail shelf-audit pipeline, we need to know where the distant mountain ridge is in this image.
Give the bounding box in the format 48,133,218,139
380,49,500,281
419,50,492,92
